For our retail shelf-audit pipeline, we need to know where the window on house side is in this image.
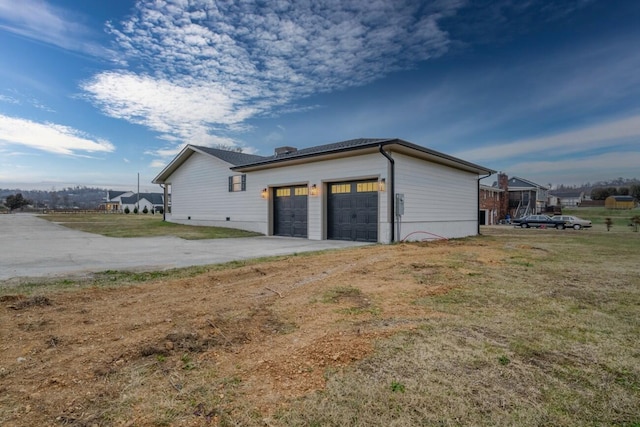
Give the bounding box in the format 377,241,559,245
228,175,246,192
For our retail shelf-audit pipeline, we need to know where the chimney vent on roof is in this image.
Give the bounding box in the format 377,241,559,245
274,146,297,156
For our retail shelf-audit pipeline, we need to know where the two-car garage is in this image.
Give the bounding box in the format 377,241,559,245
154,139,495,244
273,180,379,242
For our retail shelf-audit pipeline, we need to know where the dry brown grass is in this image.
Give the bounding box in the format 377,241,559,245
1,227,639,426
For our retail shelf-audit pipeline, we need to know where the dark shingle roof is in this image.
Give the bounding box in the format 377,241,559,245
230,138,394,168
230,138,492,173
107,190,128,200
193,146,265,166
610,195,635,201
507,176,547,190
153,138,494,184
121,193,164,205
550,191,583,198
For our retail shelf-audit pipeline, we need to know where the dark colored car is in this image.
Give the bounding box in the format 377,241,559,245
513,215,566,229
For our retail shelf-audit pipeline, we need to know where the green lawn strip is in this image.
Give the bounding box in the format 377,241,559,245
38,213,261,239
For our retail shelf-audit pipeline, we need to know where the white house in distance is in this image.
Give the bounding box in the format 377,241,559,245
103,190,134,212
120,193,165,213
152,138,495,243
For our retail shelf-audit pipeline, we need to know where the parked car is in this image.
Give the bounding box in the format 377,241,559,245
512,215,566,229
551,215,592,230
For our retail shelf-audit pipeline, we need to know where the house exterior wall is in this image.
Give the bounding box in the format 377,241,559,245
165,151,391,238
479,187,501,225
246,153,390,241
167,152,265,233
122,198,155,213
394,153,479,240
164,149,482,243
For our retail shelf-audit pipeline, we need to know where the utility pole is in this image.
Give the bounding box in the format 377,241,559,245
137,173,140,213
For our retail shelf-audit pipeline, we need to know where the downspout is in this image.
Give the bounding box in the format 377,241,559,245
477,172,493,235
159,184,167,221
379,145,395,243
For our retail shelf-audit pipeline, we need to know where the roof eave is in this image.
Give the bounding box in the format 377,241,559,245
233,139,495,175
152,145,195,184
153,145,238,184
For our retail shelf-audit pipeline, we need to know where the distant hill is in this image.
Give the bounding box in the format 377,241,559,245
0,186,114,209
554,177,639,193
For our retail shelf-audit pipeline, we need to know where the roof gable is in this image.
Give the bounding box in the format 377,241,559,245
153,145,267,184
107,190,133,201
508,176,547,190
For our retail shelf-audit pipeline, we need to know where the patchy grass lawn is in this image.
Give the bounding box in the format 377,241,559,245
38,213,262,239
564,206,640,229
1,227,639,426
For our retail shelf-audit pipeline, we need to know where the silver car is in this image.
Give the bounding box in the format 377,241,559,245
551,215,592,230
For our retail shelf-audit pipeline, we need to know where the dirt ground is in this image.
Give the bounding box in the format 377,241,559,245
0,239,504,426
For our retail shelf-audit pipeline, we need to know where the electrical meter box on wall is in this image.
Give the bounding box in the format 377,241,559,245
396,193,405,216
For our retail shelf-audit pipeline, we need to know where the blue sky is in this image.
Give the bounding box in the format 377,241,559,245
1,0,639,191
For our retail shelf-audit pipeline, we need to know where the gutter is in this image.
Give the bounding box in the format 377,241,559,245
378,144,395,243
477,171,493,235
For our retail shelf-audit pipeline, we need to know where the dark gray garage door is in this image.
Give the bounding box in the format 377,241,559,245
274,185,308,238
328,180,378,242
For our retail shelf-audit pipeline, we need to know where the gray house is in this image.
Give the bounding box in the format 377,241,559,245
153,138,494,243
504,176,549,218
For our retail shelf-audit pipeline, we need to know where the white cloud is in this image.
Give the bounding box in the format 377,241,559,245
455,114,640,163
84,0,462,160
0,94,19,104
0,114,115,155
0,0,113,58
82,71,256,145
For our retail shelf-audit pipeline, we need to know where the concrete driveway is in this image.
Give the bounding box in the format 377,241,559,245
0,214,369,281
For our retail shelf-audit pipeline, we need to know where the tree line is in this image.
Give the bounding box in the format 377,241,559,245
1,186,112,210
590,185,640,200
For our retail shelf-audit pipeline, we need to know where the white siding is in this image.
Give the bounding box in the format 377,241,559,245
122,198,154,214
394,153,479,241
165,149,481,242
250,153,390,241
167,153,266,233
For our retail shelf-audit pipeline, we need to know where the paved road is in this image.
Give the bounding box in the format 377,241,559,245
0,214,369,281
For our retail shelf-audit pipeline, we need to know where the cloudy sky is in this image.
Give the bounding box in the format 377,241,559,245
1,0,639,191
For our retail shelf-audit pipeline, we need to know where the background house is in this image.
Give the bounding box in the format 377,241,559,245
121,193,165,213
103,190,134,212
153,138,494,243
502,176,549,218
479,184,503,225
548,190,586,208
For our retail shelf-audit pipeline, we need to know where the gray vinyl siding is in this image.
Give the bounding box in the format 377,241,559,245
167,152,266,233
164,149,480,242
249,153,389,241
394,153,478,240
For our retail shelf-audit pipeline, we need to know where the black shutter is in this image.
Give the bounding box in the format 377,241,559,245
241,174,247,191
228,176,233,192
